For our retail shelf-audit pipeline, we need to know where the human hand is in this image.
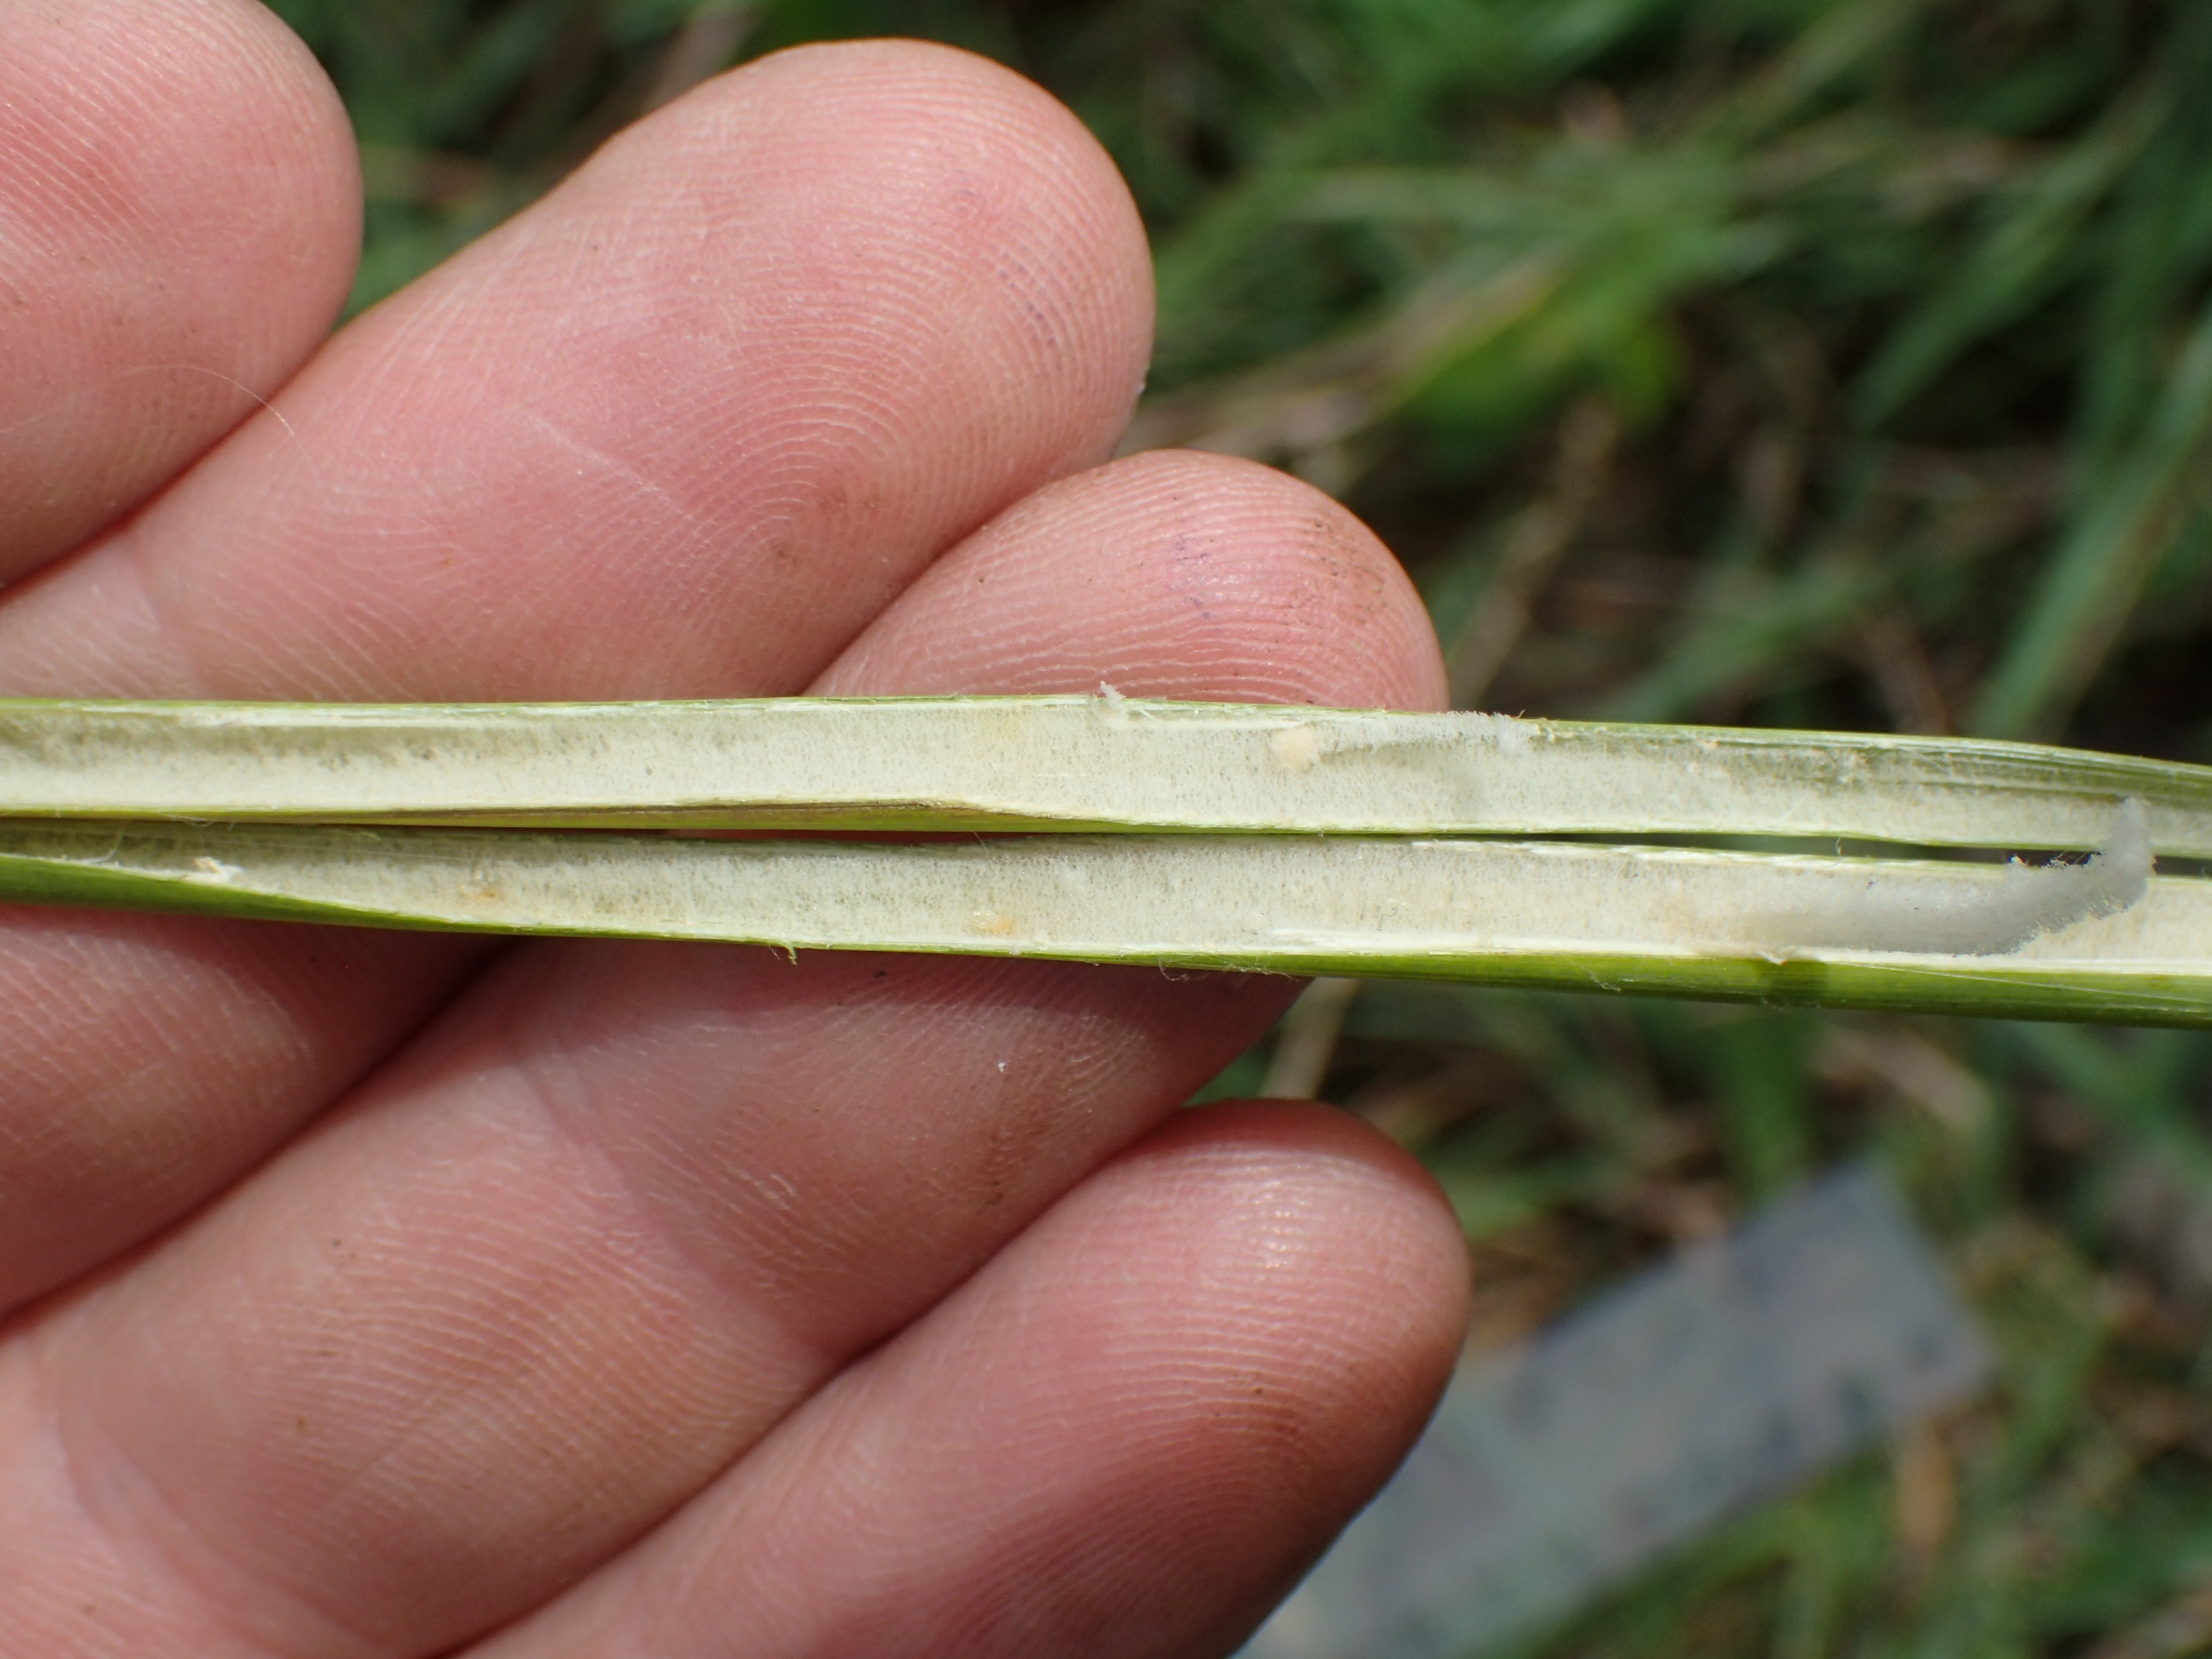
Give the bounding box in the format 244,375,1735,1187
0,6,1468,1654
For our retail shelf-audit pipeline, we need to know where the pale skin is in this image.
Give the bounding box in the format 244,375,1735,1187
0,4,1471,1654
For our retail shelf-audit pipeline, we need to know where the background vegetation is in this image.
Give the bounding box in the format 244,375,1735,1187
262,2,2212,1653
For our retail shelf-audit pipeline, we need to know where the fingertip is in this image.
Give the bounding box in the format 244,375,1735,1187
910,1097,1474,1653
0,0,360,579
871,1097,1479,1655
1118,1097,1474,1485
819,448,1452,709
617,36,1155,482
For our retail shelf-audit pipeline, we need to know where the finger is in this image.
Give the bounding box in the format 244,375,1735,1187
0,0,358,581
0,39,1151,699
7,462,1445,1653
0,38,1155,1310
0,909,466,1306
815,448,1448,706
473,1103,1470,1659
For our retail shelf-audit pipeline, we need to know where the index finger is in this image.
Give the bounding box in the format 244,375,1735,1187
0,0,358,581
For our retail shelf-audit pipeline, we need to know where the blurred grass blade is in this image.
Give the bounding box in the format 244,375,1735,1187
1853,72,2173,427
9,697,2212,852
1705,0,1917,143
3,818,2207,1027
1971,288,2212,739
1596,557,1891,724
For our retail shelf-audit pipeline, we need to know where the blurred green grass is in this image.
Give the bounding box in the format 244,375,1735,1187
265,1,2212,1652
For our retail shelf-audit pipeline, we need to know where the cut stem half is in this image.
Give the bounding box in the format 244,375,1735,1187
7,696,2212,852
3,815,2204,1027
